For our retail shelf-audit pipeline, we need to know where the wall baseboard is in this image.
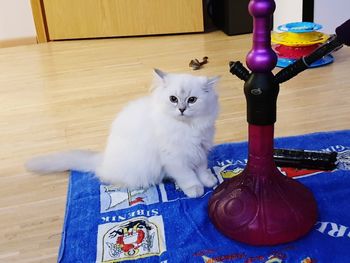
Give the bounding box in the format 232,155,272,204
0,37,37,48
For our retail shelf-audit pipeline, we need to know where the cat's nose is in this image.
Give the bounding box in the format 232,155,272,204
179,108,186,114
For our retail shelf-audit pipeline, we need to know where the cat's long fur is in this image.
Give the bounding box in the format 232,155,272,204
26,69,220,198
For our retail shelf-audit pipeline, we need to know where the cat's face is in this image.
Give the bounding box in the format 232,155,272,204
152,69,219,120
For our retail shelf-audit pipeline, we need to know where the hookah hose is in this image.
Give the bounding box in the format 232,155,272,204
275,19,350,84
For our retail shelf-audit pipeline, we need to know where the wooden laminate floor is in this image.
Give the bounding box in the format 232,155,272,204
0,31,349,262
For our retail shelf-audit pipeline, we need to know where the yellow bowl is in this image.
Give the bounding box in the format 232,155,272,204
271,31,329,46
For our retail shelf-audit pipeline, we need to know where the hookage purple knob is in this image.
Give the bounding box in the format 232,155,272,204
246,0,277,72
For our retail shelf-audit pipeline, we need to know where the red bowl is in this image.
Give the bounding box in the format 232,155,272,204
273,44,320,59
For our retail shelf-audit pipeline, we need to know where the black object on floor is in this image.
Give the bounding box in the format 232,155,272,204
274,148,338,170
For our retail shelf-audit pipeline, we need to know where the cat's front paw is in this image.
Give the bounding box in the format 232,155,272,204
198,170,218,188
182,185,204,198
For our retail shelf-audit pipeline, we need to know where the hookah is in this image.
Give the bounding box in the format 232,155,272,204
208,0,350,245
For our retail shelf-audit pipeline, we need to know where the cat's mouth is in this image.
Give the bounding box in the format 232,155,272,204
176,113,191,121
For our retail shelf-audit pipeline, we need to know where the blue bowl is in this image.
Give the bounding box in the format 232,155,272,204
276,55,334,68
277,22,323,33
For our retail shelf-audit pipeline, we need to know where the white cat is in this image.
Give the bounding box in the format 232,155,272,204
26,69,220,198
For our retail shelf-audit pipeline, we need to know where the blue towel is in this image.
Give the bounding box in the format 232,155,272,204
58,130,350,263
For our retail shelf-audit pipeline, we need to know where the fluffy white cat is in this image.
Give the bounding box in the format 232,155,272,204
26,69,220,198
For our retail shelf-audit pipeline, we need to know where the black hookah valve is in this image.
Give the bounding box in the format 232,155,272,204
244,72,279,125
229,61,280,125
229,61,250,81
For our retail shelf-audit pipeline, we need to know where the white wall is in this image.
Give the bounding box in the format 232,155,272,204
273,0,303,30
1,0,348,40
314,0,350,34
0,0,36,40
273,0,349,33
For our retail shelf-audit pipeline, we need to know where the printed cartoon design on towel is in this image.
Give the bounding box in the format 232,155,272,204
100,179,218,211
326,145,350,170
211,160,246,184
212,159,323,180
96,216,166,262
195,246,316,262
159,177,216,202
202,255,223,262
108,220,153,257
279,167,323,178
265,255,283,263
100,185,160,212
201,255,223,262
211,144,350,180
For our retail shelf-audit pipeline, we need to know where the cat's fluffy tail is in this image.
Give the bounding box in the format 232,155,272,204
26,150,102,174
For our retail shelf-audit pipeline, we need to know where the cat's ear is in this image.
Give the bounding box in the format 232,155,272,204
151,69,168,91
153,68,167,80
203,76,220,92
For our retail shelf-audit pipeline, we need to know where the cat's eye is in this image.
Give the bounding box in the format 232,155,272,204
169,96,178,103
187,97,197,104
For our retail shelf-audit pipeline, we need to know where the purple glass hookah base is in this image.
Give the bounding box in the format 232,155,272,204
208,125,317,245
208,0,318,246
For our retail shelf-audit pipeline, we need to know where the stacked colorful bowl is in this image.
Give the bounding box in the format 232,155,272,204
271,22,333,68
